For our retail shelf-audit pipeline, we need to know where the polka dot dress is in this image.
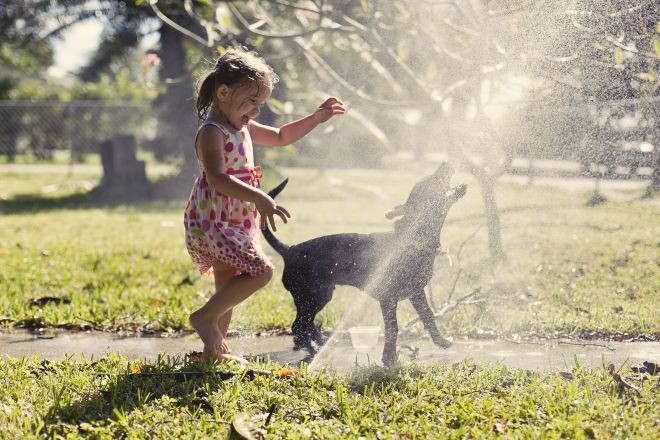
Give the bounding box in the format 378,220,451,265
184,121,273,277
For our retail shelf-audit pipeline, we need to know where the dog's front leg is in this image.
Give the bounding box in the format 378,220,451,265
379,299,399,366
409,291,452,349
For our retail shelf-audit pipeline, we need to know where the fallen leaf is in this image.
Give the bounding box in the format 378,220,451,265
494,420,508,433
130,363,153,374
150,299,166,308
278,368,303,378
27,296,71,307
230,414,266,440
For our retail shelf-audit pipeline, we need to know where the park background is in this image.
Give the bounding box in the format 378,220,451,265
1,1,659,438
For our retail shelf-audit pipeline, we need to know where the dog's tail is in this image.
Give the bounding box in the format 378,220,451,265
262,178,290,257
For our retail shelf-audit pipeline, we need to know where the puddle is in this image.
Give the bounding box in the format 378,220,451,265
1,331,658,370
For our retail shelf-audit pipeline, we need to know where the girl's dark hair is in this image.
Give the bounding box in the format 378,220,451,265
196,47,279,120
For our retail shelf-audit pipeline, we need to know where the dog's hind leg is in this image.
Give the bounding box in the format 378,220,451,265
379,298,399,366
290,286,333,353
409,291,452,349
307,286,334,346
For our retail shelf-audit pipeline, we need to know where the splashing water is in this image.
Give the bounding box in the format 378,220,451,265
307,238,424,371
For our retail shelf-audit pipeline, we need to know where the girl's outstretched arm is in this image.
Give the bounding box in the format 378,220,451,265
249,97,345,147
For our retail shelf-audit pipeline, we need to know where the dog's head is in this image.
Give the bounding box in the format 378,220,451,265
385,162,466,228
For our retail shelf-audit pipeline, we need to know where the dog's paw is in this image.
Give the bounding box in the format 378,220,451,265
434,336,453,349
293,338,317,356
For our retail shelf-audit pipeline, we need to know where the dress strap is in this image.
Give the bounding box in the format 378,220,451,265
194,121,229,156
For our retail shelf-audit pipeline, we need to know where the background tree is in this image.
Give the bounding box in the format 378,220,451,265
3,0,212,175
502,0,659,186
149,0,523,261
0,2,54,161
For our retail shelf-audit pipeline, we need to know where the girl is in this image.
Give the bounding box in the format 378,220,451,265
184,48,345,362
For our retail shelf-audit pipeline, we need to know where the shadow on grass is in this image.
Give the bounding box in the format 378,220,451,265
0,175,192,215
45,359,261,431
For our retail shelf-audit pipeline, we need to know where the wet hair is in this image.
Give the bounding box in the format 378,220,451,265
196,47,279,120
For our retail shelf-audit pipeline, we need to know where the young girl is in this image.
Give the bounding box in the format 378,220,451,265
184,48,345,362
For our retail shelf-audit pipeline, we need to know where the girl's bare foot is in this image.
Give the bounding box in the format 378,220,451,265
190,311,226,360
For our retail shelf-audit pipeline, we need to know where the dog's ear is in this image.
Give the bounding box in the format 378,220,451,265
385,204,405,220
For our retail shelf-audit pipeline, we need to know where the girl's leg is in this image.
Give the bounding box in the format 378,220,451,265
213,265,236,353
218,309,232,339
190,263,272,361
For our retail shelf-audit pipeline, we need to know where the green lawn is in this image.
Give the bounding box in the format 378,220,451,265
1,166,658,340
1,355,658,439
1,165,659,438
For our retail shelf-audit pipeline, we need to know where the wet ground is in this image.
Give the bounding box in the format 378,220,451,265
1,331,658,371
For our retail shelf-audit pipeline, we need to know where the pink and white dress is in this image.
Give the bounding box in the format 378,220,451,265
184,120,273,277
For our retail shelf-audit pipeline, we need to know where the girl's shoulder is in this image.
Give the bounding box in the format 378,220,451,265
198,120,230,136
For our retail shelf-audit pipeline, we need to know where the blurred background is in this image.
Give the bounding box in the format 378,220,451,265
1,1,658,212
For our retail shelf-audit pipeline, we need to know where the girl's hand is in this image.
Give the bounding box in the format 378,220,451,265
313,97,346,124
254,193,291,231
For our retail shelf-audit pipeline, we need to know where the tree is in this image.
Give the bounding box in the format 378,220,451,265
0,2,55,161
3,1,212,175
509,0,659,186
144,0,658,256
147,0,520,261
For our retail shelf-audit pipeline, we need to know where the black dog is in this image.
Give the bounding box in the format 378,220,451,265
263,163,467,365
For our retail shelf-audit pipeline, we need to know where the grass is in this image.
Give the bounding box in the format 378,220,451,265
1,164,659,437
0,165,658,340
1,355,658,438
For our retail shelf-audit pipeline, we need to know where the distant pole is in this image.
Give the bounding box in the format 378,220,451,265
66,104,74,176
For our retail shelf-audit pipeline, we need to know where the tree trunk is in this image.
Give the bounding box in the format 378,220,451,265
157,24,198,179
651,142,660,192
478,174,507,262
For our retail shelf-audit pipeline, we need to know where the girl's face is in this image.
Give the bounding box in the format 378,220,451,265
215,81,271,130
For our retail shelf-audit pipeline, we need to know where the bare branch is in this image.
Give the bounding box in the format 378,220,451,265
606,364,642,396
605,35,658,59
566,0,656,20
446,226,483,301
404,288,485,329
441,17,481,37
264,0,323,14
367,27,433,97
226,1,325,39
149,0,212,47
294,37,434,107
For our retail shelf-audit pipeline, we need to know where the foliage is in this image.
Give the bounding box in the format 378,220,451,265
0,73,157,161
0,3,55,99
8,71,159,102
500,0,659,168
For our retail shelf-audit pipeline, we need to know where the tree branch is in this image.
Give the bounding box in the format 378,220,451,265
226,1,326,39
404,288,485,329
149,0,213,47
